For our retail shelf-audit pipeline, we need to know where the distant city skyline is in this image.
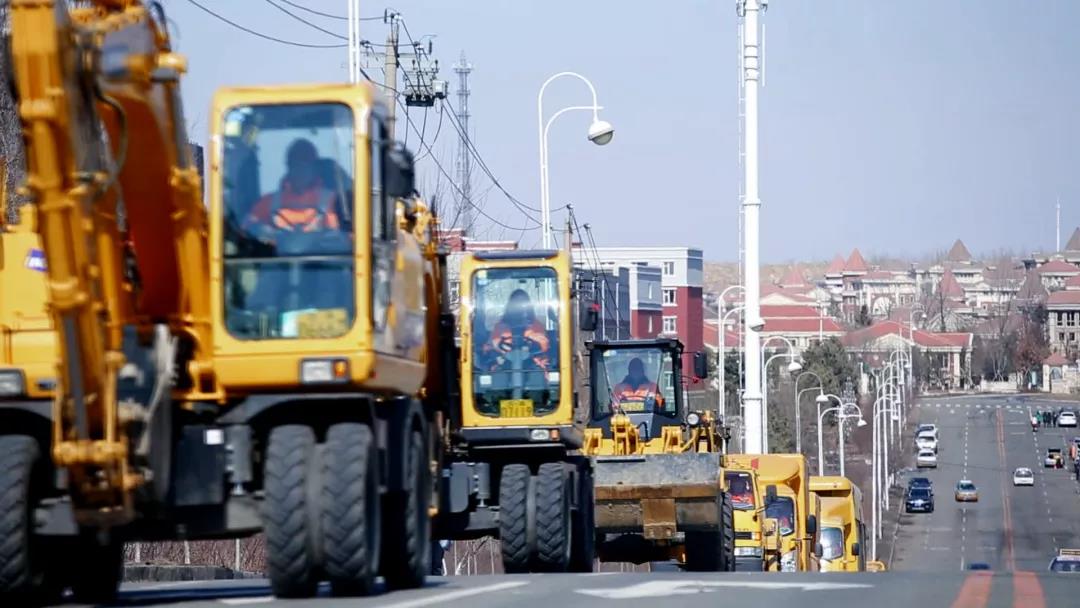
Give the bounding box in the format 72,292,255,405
168,1,1080,262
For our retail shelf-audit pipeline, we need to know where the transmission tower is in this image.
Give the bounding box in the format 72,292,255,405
453,51,473,235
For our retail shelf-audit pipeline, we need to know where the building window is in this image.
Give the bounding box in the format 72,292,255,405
648,317,654,333
1059,332,1066,343
663,288,677,305
662,261,675,276
662,316,677,334
449,280,460,308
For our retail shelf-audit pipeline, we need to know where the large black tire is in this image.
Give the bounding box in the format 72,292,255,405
381,428,429,590
498,464,532,573
0,435,43,602
534,462,571,572
264,425,319,598
322,422,380,596
569,467,595,572
720,493,736,571
684,495,735,572
69,533,124,604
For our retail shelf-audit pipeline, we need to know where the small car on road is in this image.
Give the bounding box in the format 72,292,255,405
908,477,933,495
1060,411,1078,427
955,480,978,502
1045,448,1064,468
905,487,934,513
916,423,939,440
916,449,937,468
916,435,939,454
1048,549,1080,573
1013,467,1034,486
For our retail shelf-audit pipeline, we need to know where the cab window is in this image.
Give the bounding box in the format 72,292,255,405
725,471,756,510
820,526,844,560
220,102,355,340
591,347,677,419
470,267,561,418
765,496,796,536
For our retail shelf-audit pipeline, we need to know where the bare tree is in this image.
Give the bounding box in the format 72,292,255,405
0,1,28,219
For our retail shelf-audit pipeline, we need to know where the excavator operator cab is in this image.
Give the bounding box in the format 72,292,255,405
587,338,686,441
458,250,579,447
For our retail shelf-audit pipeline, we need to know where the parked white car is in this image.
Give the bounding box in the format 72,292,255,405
1059,411,1078,427
917,449,938,468
1013,467,1034,486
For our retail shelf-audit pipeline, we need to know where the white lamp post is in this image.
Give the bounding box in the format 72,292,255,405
761,335,799,453
794,370,822,455
816,398,864,478
537,72,613,248
717,285,746,423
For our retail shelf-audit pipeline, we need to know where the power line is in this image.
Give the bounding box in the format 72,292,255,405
263,0,346,41
440,97,546,221
185,0,346,48
277,0,382,21
397,99,536,234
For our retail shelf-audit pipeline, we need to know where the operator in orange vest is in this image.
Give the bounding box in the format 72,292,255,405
242,137,342,246
612,357,660,407
485,289,551,371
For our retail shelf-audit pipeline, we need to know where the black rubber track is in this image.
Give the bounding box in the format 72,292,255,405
322,422,380,596
568,466,596,573
0,435,38,601
264,424,319,598
534,462,571,572
69,534,124,604
381,428,430,590
498,464,532,573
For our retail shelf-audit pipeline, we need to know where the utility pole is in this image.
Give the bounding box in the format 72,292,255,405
738,0,766,454
384,11,400,136
454,52,474,235
345,0,361,84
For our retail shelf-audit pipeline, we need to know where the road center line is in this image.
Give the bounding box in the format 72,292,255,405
996,409,1016,572
378,581,530,608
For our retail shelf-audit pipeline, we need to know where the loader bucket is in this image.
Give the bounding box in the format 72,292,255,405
592,452,723,540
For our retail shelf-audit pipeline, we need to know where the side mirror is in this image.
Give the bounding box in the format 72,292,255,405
814,542,824,558
693,351,709,379
386,143,416,199
765,484,778,505
580,305,598,332
807,514,818,536
851,541,860,557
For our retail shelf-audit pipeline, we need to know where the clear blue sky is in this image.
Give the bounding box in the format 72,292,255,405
166,0,1080,263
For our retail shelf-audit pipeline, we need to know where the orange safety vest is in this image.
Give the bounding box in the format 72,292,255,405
245,182,340,235
613,381,658,403
487,320,550,370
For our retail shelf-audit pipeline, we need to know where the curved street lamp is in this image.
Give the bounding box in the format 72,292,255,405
793,370,823,455
537,72,614,248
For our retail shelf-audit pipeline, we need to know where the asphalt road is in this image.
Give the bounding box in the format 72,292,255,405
49,394,1079,608
890,394,1080,574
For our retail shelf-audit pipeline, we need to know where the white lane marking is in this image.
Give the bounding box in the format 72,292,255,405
581,572,618,576
936,404,942,408
219,598,275,606
576,581,873,599
379,582,530,608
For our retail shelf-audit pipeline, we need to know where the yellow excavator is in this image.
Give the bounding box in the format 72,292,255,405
582,337,735,570
3,0,455,601
435,250,596,572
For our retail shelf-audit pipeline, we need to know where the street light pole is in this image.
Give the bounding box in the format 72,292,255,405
717,285,745,424
794,371,822,455
739,0,765,454
536,72,613,248
761,335,798,453
816,401,864,478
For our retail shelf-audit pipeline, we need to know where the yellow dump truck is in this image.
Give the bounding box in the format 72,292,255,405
754,454,821,571
724,457,783,571
583,338,735,571
810,475,866,572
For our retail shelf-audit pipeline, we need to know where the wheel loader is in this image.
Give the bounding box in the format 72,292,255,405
582,338,735,570
3,1,454,601
434,250,596,573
